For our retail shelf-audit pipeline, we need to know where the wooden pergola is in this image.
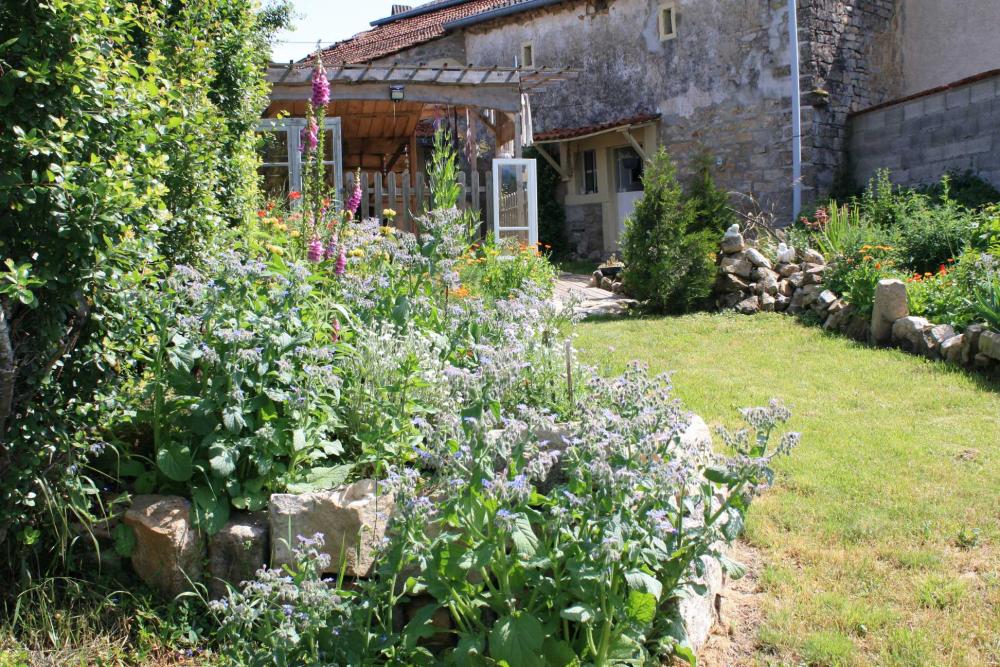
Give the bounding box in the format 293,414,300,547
265,63,577,175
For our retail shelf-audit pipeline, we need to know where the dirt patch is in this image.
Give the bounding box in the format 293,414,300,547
697,540,765,667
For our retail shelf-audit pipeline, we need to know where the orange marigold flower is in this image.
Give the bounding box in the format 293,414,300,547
875,262,881,269
257,210,266,217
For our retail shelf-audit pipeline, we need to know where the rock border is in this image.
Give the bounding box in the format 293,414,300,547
713,227,1000,373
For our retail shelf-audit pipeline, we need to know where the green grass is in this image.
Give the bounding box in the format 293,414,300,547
576,312,1000,666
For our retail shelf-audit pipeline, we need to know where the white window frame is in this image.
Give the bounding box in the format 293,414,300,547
521,42,535,68
492,158,538,247
256,117,343,200
658,2,677,41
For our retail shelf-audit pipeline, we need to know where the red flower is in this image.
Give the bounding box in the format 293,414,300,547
257,210,266,217
289,191,302,200
938,264,947,274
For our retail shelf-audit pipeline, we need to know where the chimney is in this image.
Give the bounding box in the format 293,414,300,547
391,4,413,15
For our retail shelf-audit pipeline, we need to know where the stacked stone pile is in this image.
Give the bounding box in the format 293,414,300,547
590,269,626,295
714,225,1000,371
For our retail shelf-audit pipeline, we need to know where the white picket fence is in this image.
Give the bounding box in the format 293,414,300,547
344,171,494,232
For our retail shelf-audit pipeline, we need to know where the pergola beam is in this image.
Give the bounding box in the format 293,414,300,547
270,82,523,113
534,144,568,179
618,128,649,162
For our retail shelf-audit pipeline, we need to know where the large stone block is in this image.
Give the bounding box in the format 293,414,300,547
124,496,204,598
208,512,269,599
892,316,931,351
270,480,394,579
980,331,1000,361
871,279,908,344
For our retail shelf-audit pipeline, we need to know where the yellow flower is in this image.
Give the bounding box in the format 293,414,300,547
290,230,301,238
350,248,364,258
266,244,284,256
382,208,397,219
379,226,395,236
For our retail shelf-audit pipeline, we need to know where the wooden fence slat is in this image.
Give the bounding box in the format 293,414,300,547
387,173,398,225
374,173,383,221
401,174,411,230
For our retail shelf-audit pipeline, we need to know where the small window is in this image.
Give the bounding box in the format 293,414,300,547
615,147,644,192
580,149,598,195
521,42,534,68
658,2,676,41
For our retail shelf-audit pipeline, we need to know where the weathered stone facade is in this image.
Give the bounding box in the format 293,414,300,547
849,71,1000,190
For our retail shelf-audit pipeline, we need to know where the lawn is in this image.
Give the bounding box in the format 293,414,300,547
576,312,1000,667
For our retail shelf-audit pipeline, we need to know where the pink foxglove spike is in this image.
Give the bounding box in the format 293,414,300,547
307,237,324,263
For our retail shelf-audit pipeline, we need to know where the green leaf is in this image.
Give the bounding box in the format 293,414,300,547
626,590,657,625
402,603,441,649
285,464,353,493
222,405,247,433
208,442,237,477
156,445,192,482
113,523,136,557
559,605,593,624
510,513,538,558
192,485,230,535
488,612,545,667
541,637,576,666
625,569,663,600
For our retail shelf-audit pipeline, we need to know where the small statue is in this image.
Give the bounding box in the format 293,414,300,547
776,242,796,264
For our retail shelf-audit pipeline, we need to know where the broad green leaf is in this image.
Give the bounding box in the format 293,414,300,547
488,612,545,667
559,605,593,624
626,590,657,625
510,513,538,558
192,485,230,535
156,445,192,482
285,464,353,493
208,442,237,477
541,637,576,666
402,603,441,649
625,569,663,600
222,405,247,433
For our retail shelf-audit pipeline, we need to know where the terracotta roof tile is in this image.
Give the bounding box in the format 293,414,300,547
533,113,661,142
318,0,526,66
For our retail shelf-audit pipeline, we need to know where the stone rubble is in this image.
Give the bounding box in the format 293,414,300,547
713,225,998,373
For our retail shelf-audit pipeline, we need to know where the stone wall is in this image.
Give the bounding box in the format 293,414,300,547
849,71,1000,190
564,202,605,261
798,0,897,198
371,31,468,67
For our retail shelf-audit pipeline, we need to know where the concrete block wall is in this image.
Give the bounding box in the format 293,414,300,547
849,71,1000,189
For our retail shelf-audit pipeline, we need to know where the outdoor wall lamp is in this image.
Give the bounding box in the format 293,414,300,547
389,85,405,102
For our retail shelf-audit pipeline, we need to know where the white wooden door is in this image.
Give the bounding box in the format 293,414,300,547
492,158,538,247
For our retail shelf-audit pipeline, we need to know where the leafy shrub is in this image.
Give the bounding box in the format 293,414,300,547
211,365,799,666
525,146,570,259
890,192,977,275
973,261,1000,333
0,0,286,582
686,153,735,234
621,150,717,313
906,252,996,331
919,170,1000,211
459,237,557,300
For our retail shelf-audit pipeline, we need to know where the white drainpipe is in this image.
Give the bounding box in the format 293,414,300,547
788,0,802,223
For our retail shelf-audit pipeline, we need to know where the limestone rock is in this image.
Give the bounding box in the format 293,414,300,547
777,279,794,297
270,480,394,578
718,274,750,293
744,247,772,269
843,311,871,342
736,296,760,314
612,280,625,294
208,512,268,599
962,324,985,364
942,334,965,365
926,324,957,358
600,276,614,291
124,496,204,598
801,248,825,265
717,291,744,309
774,294,790,311
788,272,805,288
817,290,838,310
980,331,1000,361
754,268,779,295
760,292,776,311
719,254,753,279
679,415,712,452
871,279,909,344
679,553,725,653
778,263,800,278
590,270,603,288
721,226,745,254
892,316,931,351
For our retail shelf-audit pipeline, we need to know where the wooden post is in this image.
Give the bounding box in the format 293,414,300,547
374,172,384,220
387,173,398,224
457,171,467,211
401,173,412,230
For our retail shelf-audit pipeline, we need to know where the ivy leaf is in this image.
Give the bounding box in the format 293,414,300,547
156,444,192,481
488,612,545,667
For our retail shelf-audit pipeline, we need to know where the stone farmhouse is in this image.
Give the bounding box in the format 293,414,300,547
267,0,1000,260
